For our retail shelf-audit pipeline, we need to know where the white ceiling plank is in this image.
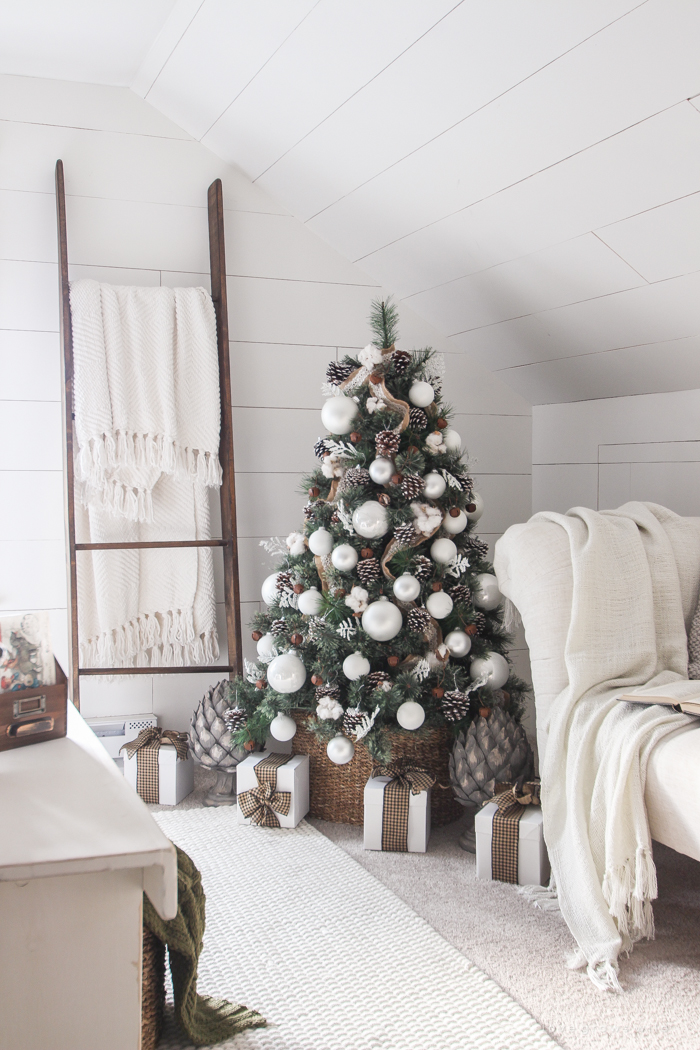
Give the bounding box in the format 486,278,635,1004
143,0,319,141
132,0,207,98
500,336,700,405
202,0,459,180
403,234,644,335
0,1,177,86
596,192,700,284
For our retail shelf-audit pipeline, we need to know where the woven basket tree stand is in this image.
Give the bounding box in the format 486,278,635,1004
291,711,462,826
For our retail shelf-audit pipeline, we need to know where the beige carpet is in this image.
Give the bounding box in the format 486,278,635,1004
151,768,700,1050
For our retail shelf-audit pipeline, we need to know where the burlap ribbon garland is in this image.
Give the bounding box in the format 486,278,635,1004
491,777,541,884
372,763,436,852
237,752,292,828
120,727,189,805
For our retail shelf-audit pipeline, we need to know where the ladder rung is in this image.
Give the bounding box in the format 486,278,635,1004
78,665,236,676
75,540,229,551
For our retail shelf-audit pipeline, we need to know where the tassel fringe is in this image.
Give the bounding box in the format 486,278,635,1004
80,611,220,671
503,597,522,634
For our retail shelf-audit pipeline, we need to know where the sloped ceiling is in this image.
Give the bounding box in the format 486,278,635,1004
4,1,700,405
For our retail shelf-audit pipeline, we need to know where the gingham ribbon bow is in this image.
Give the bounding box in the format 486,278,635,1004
491,777,541,884
238,752,292,828
119,727,189,804
372,763,436,795
120,726,190,761
372,763,435,852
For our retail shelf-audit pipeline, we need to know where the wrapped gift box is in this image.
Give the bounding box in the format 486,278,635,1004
363,775,431,853
237,751,309,828
123,741,194,806
475,801,550,885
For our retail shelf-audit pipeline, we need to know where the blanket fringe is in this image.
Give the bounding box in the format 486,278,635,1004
503,597,522,634
517,872,560,912
566,950,623,993
601,846,657,952
80,611,219,670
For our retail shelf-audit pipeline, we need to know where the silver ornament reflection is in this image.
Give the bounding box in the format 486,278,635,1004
269,712,297,741
392,573,421,602
331,543,359,572
474,572,501,611
368,457,394,485
361,598,403,641
321,394,358,435
470,652,509,689
327,734,355,765
423,472,446,499
352,500,390,539
444,629,472,658
266,652,307,693
396,700,425,730
425,590,454,619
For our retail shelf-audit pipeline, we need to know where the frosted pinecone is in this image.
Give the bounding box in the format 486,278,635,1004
408,406,428,431
368,670,391,690
441,691,471,723
412,555,433,581
391,349,411,375
449,584,471,606
454,473,473,495
276,570,293,593
327,360,354,385
303,502,315,521
306,616,326,642
393,522,416,546
407,607,431,633
270,618,287,636
472,611,487,634
357,557,381,584
189,681,245,769
315,683,341,701
466,536,489,560
314,438,330,458
342,706,367,736
224,707,247,734
401,474,424,500
375,430,400,457
449,707,533,807
344,466,371,487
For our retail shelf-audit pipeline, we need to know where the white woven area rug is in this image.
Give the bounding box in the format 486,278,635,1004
153,808,559,1050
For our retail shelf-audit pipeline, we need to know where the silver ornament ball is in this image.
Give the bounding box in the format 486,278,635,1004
392,573,421,602
368,456,395,485
261,572,281,605
426,590,454,619
474,572,501,611
269,712,297,742
342,651,370,680
444,629,472,657
470,652,509,690
408,380,435,408
442,429,462,452
352,500,390,539
466,492,484,522
331,543,358,572
361,598,403,641
423,471,446,499
256,633,277,660
297,587,323,616
442,509,467,535
321,394,359,435
308,527,333,556
430,537,458,564
396,700,425,731
266,652,307,694
327,734,355,765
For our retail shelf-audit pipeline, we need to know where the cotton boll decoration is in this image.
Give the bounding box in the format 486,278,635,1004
442,509,467,534
352,500,389,539
327,734,355,765
470,652,509,690
392,573,421,602
316,696,344,721
286,531,306,556
308,527,333,556
261,573,282,606
411,502,443,536
426,590,453,619
423,472,446,499
269,712,297,741
362,597,403,641
342,651,370,680
368,456,394,485
444,629,472,658
442,429,462,452
321,394,359,435
466,492,484,522
266,652,307,693
474,573,501,611
256,633,277,660
430,537,457,564
331,543,358,572
297,587,323,616
396,700,425,730
408,381,435,407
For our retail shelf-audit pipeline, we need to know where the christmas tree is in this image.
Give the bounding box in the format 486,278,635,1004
226,299,527,766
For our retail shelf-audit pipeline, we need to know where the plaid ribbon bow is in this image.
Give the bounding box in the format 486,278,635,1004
237,753,292,828
372,763,436,852
120,727,190,805
491,776,541,884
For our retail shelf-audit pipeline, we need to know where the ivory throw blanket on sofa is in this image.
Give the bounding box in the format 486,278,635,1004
495,503,700,990
70,280,222,668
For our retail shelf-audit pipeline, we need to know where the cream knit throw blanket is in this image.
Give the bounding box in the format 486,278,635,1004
70,280,222,668
527,503,697,991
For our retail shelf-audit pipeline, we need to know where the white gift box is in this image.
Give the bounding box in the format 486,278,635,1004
236,751,309,828
363,776,431,853
123,742,194,806
475,802,550,885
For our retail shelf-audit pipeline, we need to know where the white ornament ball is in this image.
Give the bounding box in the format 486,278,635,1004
352,500,390,539
361,598,403,641
266,652,307,693
444,629,472,658
442,429,462,452
423,472,446,499
261,572,281,606
331,543,358,572
466,491,484,522
442,509,467,534
470,652,510,690
256,633,277,660
342,651,370,680
269,712,297,742
308,527,333,556
426,590,454,619
297,587,323,616
327,734,355,765
396,700,425,731
321,394,359,435
408,380,435,408
474,572,501,611
392,573,421,602
368,456,395,485
430,537,458,564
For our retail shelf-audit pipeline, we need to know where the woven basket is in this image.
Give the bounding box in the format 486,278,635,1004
142,924,166,1050
291,711,462,826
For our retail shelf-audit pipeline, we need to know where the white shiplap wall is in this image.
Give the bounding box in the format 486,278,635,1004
0,74,532,731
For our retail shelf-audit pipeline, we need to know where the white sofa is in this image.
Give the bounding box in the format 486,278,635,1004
494,516,700,865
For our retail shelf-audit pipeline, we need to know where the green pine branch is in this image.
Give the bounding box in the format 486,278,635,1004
369,296,400,349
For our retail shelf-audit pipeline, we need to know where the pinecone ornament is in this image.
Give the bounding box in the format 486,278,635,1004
466,536,489,560
454,473,474,495
326,360,354,385
407,607,431,633
269,618,287,635
368,670,391,690
344,466,371,488
449,707,533,808
449,584,472,606
409,406,428,431
472,611,487,634
412,555,433,582
276,570,293,593
314,438,330,459
393,521,416,546
391,349,411,374
303,502,315,521
441,691,471,723
224,706,247,734
342,706,367,736
401,474,424,500
315,683,341,701
189,681,244,769
375,430,400,457
357,557,381,584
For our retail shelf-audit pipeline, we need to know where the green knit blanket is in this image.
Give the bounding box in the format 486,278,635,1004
143,844,266,1047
